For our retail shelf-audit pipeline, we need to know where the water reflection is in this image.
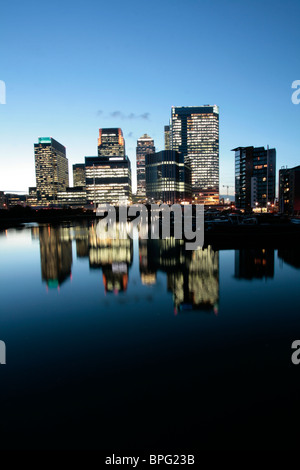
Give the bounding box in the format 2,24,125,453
39,225,72,289
88,224,133,293
278,248,300,269
33,223,300,306
139,238,219,314
234,248,274,280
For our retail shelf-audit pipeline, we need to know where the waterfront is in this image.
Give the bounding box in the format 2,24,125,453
0,222,300,449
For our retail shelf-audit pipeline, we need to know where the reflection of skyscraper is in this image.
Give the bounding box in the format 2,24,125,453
74,223,89,258
139,239,157,285
234,248,274,279
278,248,300,269
88,224,133,293
167,246,219,313
39,225,72,288
138,238,219,313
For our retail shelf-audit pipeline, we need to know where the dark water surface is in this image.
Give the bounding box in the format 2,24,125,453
0,221,300,450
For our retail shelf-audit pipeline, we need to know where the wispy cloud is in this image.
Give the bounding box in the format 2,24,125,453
108,110,150,120
127,132,133,138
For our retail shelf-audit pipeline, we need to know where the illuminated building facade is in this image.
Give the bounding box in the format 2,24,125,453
34,137,69,204
85,155,132,205
5,193,27,207
233,146,276,211
136,134,155,198
57,187,87,207
73,163,86,187
27,187,38,207
171,106,219,204
164,125,170,150
279,165,300,215
145,150,191,204
98,128,125,157
85,127,132,205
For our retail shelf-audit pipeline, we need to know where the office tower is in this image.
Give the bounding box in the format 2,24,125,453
279,165,300,215
85,155,132,205
171,106,219,204
136,134,155,198
5,193,27,207
98,128,125,157
145,150,191,204
164,125,170,150
34,137,69,204
27,187,38,207
57,187,87,207
73,163,86,187
233,146,276,211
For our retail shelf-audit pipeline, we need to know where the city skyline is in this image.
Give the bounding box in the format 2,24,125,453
0,0,299,195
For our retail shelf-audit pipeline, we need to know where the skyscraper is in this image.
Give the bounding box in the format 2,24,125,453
34,137,69,204
85,155,132,205
164,125,170,150
171,106,219,204
136,134,155,198
73,163,86,187
85,128,132,205
279,165,300,215
98,128,125,157
233,146,276,211
145,150,191,204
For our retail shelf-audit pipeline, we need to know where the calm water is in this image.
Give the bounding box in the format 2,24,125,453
0,221,300,450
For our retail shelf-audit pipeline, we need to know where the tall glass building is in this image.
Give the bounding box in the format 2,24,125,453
145,150,191,204
171,106,219,204
136,134,155,198
84,127,132,205
98,128,125,157
34,137,69,205
73,163,86,187
85,155,132,205
233,146,276,211
164,125,170,150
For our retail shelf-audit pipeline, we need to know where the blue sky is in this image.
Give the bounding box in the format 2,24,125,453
0,0,299,195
